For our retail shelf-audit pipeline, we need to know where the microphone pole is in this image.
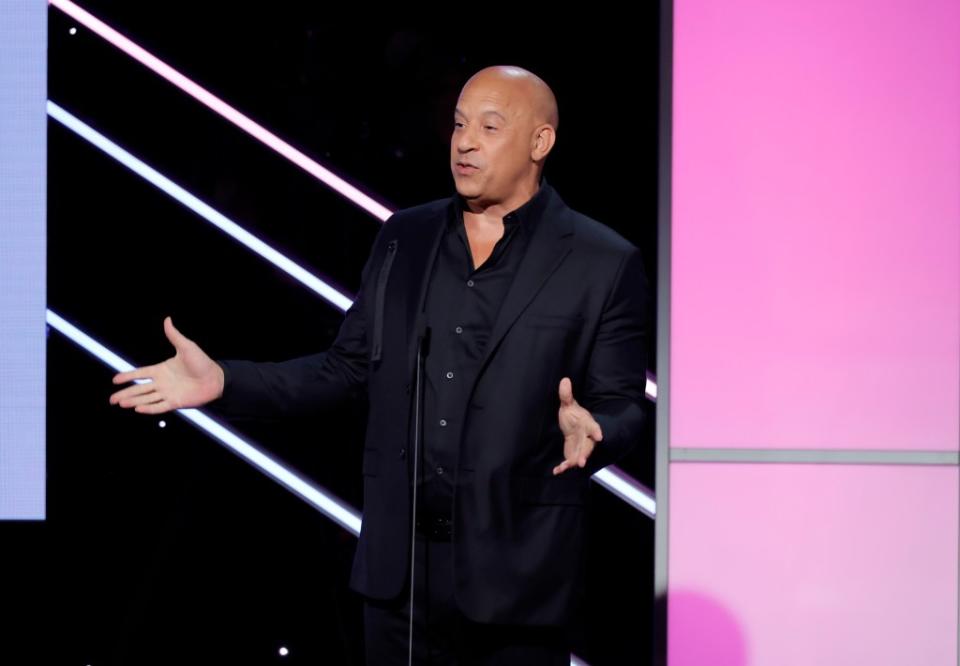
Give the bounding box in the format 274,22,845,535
408,315,430,666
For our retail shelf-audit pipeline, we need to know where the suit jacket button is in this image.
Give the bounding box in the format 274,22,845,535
399,448,406,459
404,383,411,395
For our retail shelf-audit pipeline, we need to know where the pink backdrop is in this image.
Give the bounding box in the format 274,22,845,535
667,1,960,664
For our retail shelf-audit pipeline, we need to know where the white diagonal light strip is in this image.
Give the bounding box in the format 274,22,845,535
593,466,656,518
48,0,392,222
47,100,354,312
46,308,362,535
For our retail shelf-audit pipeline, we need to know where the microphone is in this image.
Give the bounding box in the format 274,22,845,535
415,312,431,356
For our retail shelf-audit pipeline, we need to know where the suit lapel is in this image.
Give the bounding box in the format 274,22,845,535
474,195,574,380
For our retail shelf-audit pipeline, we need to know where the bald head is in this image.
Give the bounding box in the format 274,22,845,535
462,66,559,130
450,66,559,214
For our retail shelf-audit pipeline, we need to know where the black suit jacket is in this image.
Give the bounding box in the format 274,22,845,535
214,185,652,625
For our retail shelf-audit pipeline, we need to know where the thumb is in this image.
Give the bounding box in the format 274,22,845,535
558,376,574,406
589,419,603,441
163,315,190,351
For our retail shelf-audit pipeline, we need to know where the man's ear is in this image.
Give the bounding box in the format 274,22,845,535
532,125,557,162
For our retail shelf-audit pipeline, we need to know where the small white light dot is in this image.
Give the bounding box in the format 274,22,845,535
158,420,166,429
69,27,77,35
278,646,289,657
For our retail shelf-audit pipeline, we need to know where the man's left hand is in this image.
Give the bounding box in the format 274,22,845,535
554,376,603,475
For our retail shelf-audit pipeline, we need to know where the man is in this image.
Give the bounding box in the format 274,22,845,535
110,65,651,664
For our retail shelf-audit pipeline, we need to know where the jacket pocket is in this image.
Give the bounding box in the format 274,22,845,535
523,313,583,330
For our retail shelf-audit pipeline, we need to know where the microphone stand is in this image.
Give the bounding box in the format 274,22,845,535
408,318,430,666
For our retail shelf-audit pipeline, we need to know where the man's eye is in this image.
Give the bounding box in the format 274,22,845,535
485,125,498,131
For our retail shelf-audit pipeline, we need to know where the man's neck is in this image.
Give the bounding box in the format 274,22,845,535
462,178,541,221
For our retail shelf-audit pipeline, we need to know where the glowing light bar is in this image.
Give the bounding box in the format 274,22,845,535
593,466,656,518
47,101,354,312
48,0,392,222
46,308,362,535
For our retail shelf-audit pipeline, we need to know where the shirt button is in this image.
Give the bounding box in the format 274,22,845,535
466,279,475,287
436,466,445,475
445,371,454,379
455,326,463,334
439,419,447,427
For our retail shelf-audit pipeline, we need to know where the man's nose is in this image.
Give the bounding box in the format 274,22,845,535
456,127,477,153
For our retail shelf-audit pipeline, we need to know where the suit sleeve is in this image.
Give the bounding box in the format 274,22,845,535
579,246,653,475
207,226,387,419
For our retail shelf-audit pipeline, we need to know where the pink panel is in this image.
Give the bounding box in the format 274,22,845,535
671,0,960,450
667,464,959,666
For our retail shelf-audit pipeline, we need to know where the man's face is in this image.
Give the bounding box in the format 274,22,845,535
450,76,535,208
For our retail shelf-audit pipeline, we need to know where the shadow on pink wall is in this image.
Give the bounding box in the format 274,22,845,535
663,589,748,666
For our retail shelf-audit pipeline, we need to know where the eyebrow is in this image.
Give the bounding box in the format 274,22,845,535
454,108,508,123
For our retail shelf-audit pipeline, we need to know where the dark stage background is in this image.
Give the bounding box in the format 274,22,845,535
9,6,659,665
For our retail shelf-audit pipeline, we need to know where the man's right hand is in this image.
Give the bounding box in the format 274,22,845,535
109,316,224,415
